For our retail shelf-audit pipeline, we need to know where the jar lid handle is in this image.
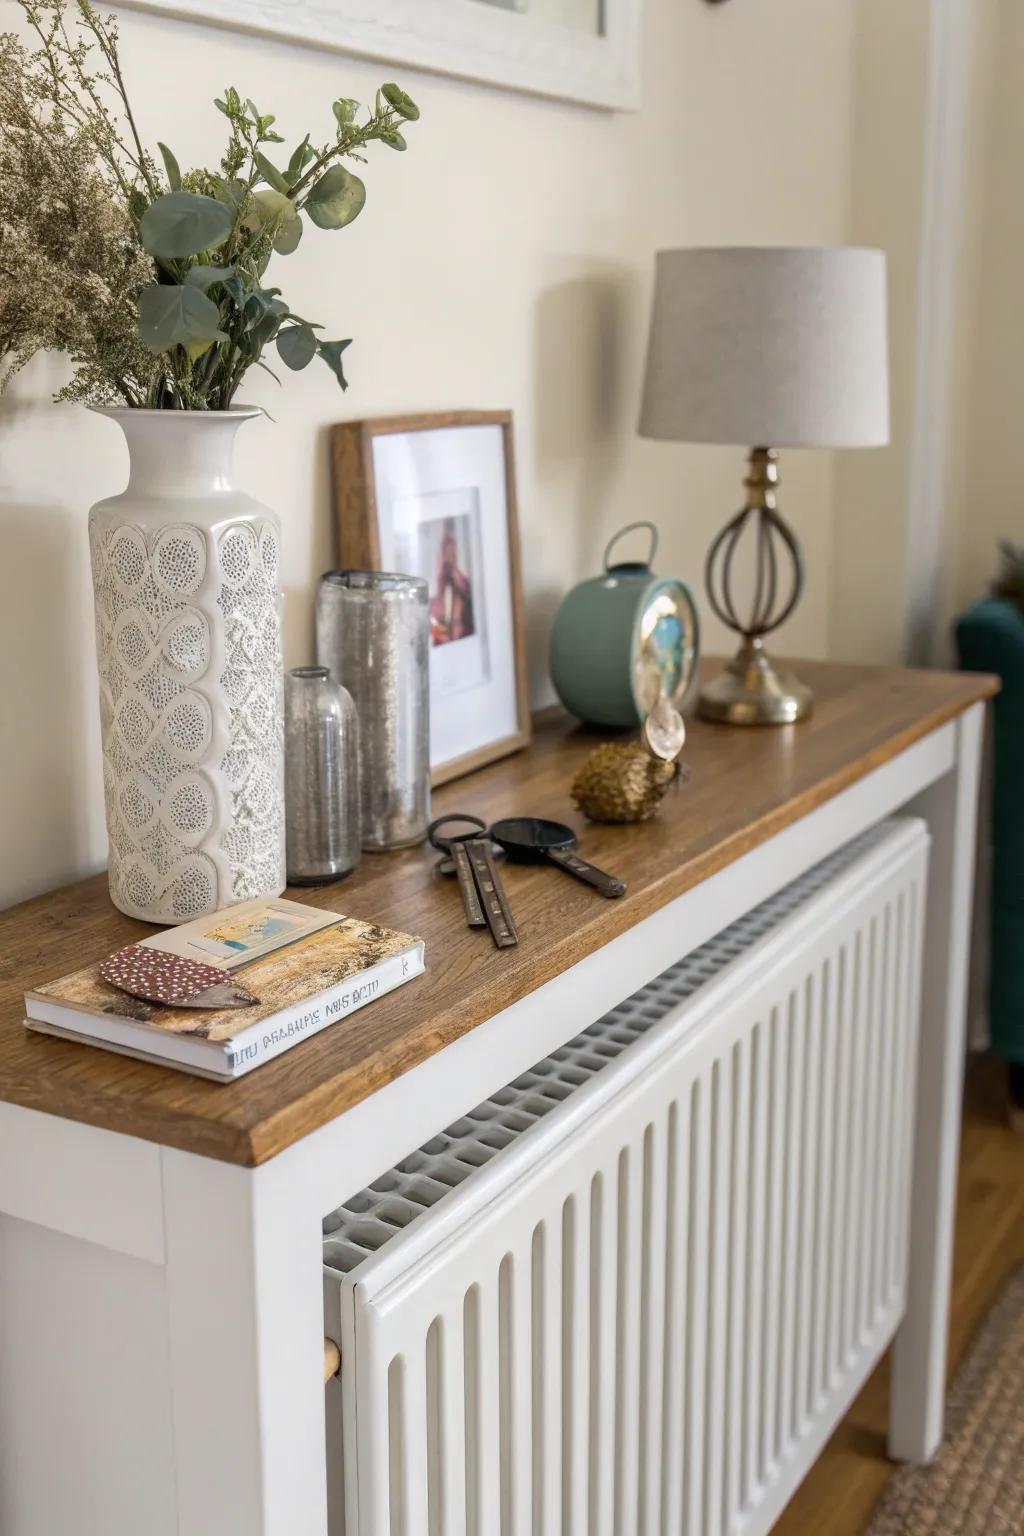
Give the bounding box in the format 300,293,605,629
603,521,658,573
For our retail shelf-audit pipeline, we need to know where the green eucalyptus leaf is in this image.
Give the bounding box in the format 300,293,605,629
381,83,419,121
332,98,358,128
318,338,351,390
276,323,317,370
283,311,323,331
184,264,237,291
247,292,289,346
221,272,246,309
210,175,248,211
139,192,233,259
254,151,290,194
137,283,225,353
271,212,302,256
157,142,181,191
244,289,287,324
305,165,365,230
285,134,313,185
380,129,406,151
247,188,304,254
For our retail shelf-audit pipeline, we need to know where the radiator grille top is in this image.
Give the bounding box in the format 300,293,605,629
322,821,897,1277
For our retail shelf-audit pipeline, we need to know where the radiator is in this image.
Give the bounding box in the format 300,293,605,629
323,817,929,1536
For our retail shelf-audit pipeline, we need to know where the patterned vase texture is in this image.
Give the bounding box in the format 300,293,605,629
88,407,285,923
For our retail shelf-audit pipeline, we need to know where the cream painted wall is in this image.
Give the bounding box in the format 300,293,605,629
950,0,1024,620
0,0,858,908
830,0,1022,669
829,0,930,666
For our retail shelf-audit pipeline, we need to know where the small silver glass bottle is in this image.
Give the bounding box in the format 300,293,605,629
316,571,430,850
284,666,361,883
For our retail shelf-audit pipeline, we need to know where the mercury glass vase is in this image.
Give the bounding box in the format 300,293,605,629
88,406,285,922
284,667,361,883
315,571,430,849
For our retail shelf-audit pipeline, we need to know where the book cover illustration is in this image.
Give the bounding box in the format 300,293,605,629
28,919,419,1043
140,897,338,971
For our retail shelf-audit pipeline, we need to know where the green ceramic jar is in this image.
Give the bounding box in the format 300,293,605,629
549,522,701,728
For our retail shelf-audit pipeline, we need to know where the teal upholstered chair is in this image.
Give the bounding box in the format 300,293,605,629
956,594,1024,1124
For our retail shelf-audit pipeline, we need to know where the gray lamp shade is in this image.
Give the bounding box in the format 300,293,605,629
638,247,890,449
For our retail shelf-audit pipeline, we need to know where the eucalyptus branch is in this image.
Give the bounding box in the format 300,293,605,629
2,0,418,409
288,109,403,202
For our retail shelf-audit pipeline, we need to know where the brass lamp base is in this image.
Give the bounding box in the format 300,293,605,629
697,638,813,725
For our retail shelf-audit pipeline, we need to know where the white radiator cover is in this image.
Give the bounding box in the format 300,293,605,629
323,818,929,1536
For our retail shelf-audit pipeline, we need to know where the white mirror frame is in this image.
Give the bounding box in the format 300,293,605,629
120,0,642,111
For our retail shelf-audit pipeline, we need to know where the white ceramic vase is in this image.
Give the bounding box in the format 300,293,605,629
88,407,285,923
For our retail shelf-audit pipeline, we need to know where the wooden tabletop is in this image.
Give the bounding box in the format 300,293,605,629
0,659,997,1167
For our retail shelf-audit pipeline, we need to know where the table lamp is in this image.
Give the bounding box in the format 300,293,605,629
639,246,889,724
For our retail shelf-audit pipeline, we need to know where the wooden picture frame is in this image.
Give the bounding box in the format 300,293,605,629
331,410,531,786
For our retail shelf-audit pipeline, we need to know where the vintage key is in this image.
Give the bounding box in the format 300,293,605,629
449,839,486,927
429,815,519,948
462,839,519,949
489,817,627,899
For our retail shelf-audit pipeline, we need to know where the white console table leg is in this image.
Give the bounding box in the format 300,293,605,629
889,701,984,1463
162,1147,328,1536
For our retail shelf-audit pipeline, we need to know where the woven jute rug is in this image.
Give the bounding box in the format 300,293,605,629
867,1268,1024,1534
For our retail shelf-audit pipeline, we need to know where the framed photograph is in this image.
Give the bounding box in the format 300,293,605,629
120,0,640,111
332,410,530,785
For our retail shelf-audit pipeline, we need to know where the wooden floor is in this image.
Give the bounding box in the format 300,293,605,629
774,1055,1024,1534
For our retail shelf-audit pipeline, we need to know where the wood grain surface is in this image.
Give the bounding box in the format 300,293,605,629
0,659,997,1167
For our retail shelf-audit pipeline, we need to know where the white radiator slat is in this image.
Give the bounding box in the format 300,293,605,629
400,1345,428,1536
537,1215,562,1536
564,1190,590,1533
593,1160,617,1536
438,1310,466,1536
509,1242,533,1536
468,1282,501,1536
684,1073,710,1536
639,1118,667,1536
812,956,839,1414
876,907,899,1324
615,1143,642,1536
724,1036,750,1535
827,944,853,1392
704,1060,730,1536
778,986,804,1463
325,819,928,1536
760,1005,787,1482
846,926,870,1366
660,1098,687,1536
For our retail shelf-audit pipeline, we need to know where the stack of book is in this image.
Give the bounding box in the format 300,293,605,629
24,898,424,1080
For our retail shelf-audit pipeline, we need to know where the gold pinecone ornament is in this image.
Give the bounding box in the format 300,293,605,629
571,741,679,823
572,693,689,824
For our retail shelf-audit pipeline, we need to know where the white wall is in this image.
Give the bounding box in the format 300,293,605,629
0,0,859,907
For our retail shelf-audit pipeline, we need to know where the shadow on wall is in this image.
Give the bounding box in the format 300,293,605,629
0,492,96,902
279,418,340,671
530,266,634,701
